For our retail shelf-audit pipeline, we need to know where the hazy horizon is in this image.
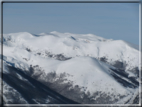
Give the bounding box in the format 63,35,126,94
3,3,139,45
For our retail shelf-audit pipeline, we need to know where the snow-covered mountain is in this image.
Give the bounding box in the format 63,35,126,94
0,31,141,104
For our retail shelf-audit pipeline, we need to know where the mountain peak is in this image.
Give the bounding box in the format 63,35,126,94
1,31,140,104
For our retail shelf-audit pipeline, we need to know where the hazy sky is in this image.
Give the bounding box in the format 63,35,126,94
3,3,139,45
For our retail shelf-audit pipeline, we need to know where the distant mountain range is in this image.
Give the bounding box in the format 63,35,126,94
0,31,141,104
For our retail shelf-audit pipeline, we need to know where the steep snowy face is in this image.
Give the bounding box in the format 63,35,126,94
48,57,129,95
1,31,140,104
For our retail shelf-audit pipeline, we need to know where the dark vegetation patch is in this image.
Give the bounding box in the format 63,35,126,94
99,57,108,63
132,94,139,104
129,67,140,77
110,68,139,88
113,61,127,70
29,65,128,104
25,47,72,61
99,57,140,79
25,48,31,52
3,60,139,104
3,84,27,104
39,51,72,61
3,65,79,104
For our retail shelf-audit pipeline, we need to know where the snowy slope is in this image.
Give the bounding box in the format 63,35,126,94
3,31,140,71
1,31,140,104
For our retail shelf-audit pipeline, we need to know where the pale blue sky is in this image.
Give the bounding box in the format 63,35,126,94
3,3,139,45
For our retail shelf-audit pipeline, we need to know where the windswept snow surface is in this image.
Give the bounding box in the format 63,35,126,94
1,31,140,104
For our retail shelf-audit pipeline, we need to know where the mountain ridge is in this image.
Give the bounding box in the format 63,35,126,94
0,31,140,104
